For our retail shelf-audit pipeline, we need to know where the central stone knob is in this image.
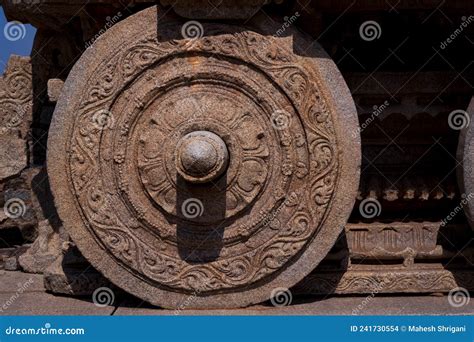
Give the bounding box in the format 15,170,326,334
175,131,229,183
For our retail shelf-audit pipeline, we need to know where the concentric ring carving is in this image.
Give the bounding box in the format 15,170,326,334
62,22,340,294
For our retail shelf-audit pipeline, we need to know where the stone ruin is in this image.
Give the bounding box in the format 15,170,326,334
0,0,473,309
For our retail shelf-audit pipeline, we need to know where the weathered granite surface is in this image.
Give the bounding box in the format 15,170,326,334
46,6,360,308
0,56,36,243
2,271,473,316
0,55,32,181
18,220,64,273
47,79,64,103
17,167,68,273
43,242,112,296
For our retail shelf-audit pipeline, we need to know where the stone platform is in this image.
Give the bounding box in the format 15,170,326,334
0,271,472,316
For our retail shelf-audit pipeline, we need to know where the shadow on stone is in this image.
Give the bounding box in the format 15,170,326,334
176,174,227,263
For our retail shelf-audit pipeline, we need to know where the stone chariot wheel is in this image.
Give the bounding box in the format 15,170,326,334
47,6,360,308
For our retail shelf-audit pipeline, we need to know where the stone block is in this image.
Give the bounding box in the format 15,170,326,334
0,55,32,181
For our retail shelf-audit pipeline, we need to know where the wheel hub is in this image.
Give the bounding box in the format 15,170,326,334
176,131,229,184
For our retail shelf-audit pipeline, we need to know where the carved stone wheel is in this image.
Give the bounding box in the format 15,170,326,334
47,6,360,308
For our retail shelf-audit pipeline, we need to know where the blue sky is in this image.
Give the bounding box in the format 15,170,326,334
0,6,36,74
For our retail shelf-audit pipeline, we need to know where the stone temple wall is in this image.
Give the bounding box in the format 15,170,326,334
0,55,38,265
0,54,63,271
0,54,108,294
1,2,473,307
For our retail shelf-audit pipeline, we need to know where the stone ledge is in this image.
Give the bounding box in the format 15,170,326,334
1,270,472,316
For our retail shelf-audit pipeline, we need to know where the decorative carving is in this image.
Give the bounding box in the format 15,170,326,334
160,0,271,19
48,7,360,308
0,55,32,181
297,220,474,295
294,268,474,295
72,29,332,291
346,222,441,267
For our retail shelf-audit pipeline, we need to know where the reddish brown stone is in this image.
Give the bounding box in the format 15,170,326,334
47,79,64,103
457,97,474,230
0,55,32,181
47,6,360,308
